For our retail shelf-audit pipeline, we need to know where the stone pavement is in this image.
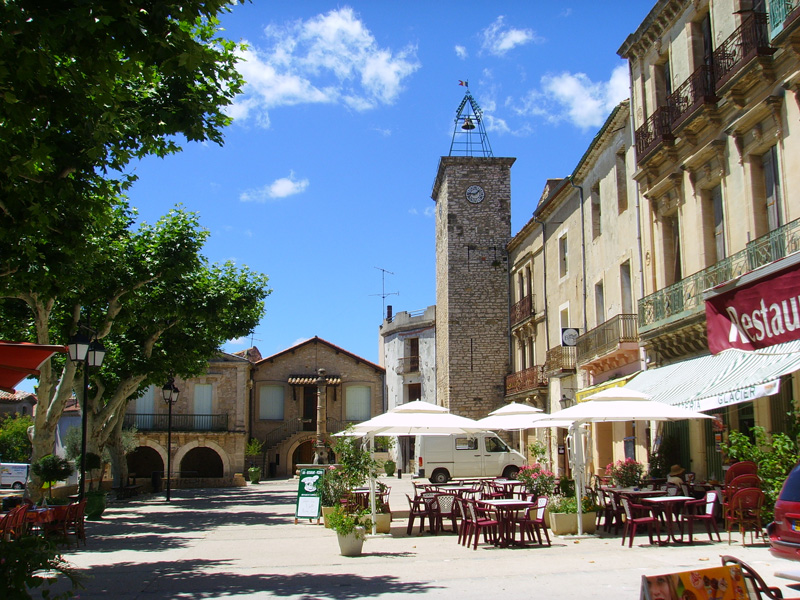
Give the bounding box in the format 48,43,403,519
44,476,800,599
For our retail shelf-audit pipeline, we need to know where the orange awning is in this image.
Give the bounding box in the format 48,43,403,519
0,341,67,392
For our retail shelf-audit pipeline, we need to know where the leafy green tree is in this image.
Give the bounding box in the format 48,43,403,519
31,455,74,500
0,414,33,463
0,1,245,280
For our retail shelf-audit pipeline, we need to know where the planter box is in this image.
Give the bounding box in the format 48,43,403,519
549,511,597,535
374,512,391,534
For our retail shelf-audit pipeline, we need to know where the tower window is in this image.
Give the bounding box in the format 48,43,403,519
559,234,568,277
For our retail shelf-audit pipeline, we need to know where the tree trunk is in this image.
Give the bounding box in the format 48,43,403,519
105,411,128,489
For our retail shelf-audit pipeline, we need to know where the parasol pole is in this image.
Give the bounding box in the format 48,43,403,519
368,433,377,535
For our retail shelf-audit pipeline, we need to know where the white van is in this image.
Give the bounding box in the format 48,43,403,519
0,463,30,489
415,432,525,483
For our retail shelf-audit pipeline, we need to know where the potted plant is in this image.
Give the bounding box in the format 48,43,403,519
245,438,263,483
31,454,74,503
328,506,372,556
319,466,348,528
373,481,392,534
514,463,556,499
83,452,107,519
382,459,396,477
547,494,600,535
606,458,645,488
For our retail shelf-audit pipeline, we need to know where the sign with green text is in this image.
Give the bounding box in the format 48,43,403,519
295,467,325,523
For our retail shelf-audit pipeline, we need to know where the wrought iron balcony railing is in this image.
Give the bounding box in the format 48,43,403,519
397,356,420,374
576,314,639,364
545,346,577,376
505,365,547,396
713,12,773,90
635,106,674,163
638,218,800,331
667,64,717,130
510,295,534,327
768,0,800,39
123,413,229,432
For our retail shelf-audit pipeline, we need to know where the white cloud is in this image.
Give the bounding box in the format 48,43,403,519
513,63,629,130
240,172,310,202
230,8,420,126
481,16,541,57
455,45,468,59
423,205,435,217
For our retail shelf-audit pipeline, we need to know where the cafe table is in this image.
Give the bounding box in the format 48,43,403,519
642,495,695,543
491,479,526,498
480,498,535,546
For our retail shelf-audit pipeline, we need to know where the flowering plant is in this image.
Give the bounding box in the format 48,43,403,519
605,458,644,488
548,494,601,514
515,463,556,497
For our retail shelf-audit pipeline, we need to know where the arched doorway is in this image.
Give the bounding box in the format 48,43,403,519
180,447,224,478
292,440,315,474
127,446,164,480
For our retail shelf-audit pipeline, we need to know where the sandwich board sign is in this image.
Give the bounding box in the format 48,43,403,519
294,467,325,524
641,564,750,600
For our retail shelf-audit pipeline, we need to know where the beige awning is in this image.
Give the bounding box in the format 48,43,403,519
287,376,341,385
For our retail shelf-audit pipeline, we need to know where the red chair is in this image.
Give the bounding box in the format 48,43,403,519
514,496,551,546
405,492,436,535
721,555,800,600
431,493,458,534
602,490,624,534
723,474,762,524
5,504,31,540
64,499,87,548
620,497,661,547
724,461,758,485
682,490,721,543
726,488,764,546
461,499,498,550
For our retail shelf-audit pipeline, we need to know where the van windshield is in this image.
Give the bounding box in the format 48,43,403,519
485,437,509,453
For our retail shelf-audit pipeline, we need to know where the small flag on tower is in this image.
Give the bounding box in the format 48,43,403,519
458,80,468,87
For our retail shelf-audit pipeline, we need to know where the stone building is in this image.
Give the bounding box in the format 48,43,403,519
250,337,384,477
616,0,800,479
379,305,436,471
124,350,252,488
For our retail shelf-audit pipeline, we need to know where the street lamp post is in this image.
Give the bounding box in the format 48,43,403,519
67,328,106,502
161,378,180,502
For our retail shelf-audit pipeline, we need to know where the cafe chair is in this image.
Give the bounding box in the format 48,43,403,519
431,493,459,534
406,492,436,535
514,496,551,546
720,555,800,600
5,504,31,541
461,498,498,550
682,490,721,543
602,489,624,534
724,461,758,485
726,487,764,546
620,497,661,548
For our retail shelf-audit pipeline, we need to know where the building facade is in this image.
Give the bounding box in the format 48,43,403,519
124,350,252,488
251,337,384,477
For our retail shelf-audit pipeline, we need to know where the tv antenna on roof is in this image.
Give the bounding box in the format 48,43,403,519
370,267,398,319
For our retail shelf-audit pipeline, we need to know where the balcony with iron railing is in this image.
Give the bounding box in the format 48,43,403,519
397,355,420,374
768,0,800,41
712,11,774,90
635,106,674,163
545,346,577,377
576,314,639,365
123,413,229,432
639,218,800,333
666,64,717,131
505,365,547,396
510,295,534,327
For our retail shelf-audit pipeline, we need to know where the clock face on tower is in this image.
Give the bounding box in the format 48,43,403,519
465,185,485,204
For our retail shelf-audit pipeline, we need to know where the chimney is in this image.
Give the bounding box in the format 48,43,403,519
386,305,393,322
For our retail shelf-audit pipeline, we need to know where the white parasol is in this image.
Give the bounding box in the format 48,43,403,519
476,402,544,452
537,387,712,535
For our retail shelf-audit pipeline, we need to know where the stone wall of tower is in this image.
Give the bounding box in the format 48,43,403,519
432,156,514,419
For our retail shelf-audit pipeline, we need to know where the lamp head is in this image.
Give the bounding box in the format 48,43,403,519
67,332,90,362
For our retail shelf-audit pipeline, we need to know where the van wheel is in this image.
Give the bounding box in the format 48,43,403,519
11,482,23,490
429,469,450,484
502,466,520,479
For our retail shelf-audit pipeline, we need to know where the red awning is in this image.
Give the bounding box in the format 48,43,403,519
0,341,67,392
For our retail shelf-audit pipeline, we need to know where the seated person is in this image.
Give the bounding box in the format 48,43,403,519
667,464,685,486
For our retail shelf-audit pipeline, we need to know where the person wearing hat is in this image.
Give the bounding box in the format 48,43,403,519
667,464,685,486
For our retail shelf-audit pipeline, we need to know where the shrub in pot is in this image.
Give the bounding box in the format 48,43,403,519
328,506,371,556
32,455,74,501
382,460,396,477
547,494,600,535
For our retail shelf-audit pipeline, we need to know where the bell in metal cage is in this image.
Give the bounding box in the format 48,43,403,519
461,116,475,130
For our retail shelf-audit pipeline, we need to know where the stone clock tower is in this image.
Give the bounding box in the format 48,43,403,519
432,89,514,419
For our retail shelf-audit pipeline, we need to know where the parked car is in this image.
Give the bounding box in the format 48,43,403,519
0,462,30,489
415,432,525,483
768,462,800,561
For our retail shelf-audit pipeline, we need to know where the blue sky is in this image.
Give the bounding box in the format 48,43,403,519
123,1,654,367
